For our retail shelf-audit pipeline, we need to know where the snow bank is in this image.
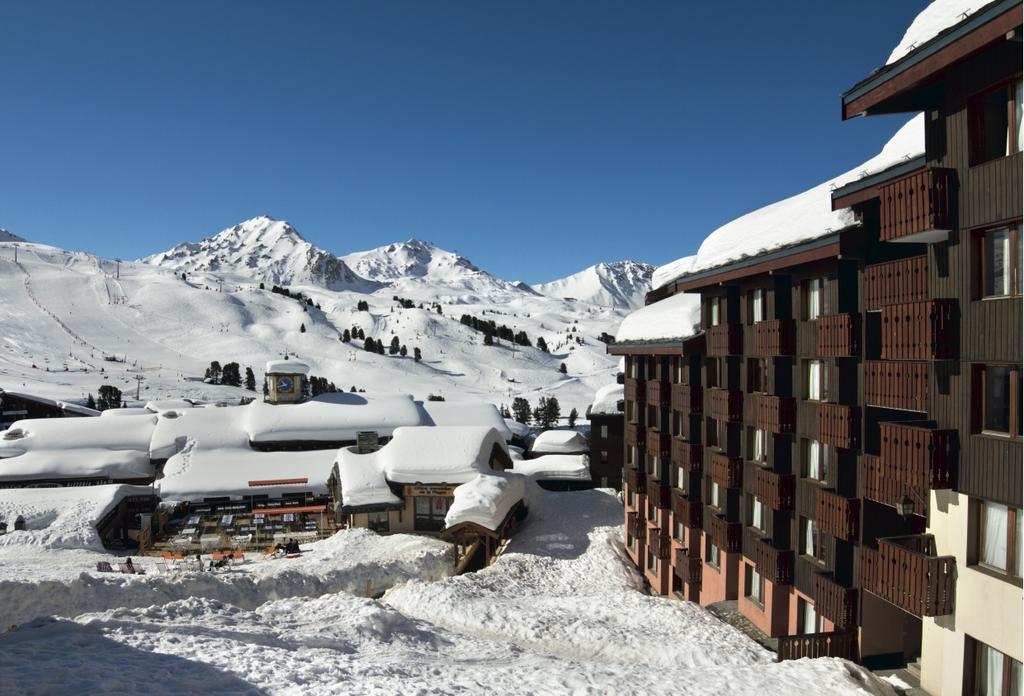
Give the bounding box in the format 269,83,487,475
887,0,977,65
615,290,702,343
589,383,624,416
513,454,590,481
656,114,925,283
529,429,588,454
0,484,152,552
445,472,525,530
504,418,531,440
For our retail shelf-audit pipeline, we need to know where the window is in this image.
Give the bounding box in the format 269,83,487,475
627,445,637,467
367,512,389,533
675,520,685,541
746,564,765,606
676,466,687,491
706,539,721,568
968,636,1023,696
805,277,826,320
600,425,608,439
414,496,451,532
749,494,767,533
750,289,765,324
748,358,768,393
798,598,824,635
706,417,720,448
806,360,828,401
805,439,830,482
647,497,658,522
979,227,1021,298
977,364,1022,437
646,454,657,478
970,80,1023,165
751,427,767,462
709,297,721,327
706,358,721,389
647,547,657,572
710,480,721,509
801,517,824,563
976,501,1022,579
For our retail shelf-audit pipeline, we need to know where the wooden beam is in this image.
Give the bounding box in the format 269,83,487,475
672,243,841,292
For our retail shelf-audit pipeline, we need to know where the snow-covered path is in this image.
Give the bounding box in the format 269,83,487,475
0,487,892,695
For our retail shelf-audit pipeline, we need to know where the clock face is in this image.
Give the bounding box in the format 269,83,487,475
275,376,294,392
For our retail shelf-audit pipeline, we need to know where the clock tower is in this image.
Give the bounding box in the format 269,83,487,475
264,359,310,405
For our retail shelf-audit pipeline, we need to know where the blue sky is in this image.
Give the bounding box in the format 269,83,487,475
0,1,924,284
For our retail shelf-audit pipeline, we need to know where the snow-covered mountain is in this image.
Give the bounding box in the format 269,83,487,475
0,229,25,243
533,261,654,309
143,216,378,292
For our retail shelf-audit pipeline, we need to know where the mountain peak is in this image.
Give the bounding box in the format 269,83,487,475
533,260,654,309
0,229,26,243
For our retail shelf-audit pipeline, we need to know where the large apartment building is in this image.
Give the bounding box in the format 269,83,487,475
611,2,1022,691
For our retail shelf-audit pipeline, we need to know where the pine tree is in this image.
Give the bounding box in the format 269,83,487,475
358,328,365,340
536,337,549,353
364,337,376,352
483,333,493,346
342,329,351,342
221,362,242,387
568,407,578,427
97,385,122,411
357,300,369,311
205,361,222,384
300,323,306,333
511,397,532,425
390,336,400,355
85,393,96,409
559,362,567,374
400,345,407,357
544,396,562,429
376,341,385,355
414,347,422,362
244,367,256,391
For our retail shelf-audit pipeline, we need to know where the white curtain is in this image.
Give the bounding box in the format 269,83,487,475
753,289,764,323
981,502,1008,570
978,643,1004,696
808,440,821,480
1016,509,1023,578
808,280,821,320
754,429,766,461
710,300,720,327
711,482,720,508
801,601,818,635
808,361,822,400
752,498,763,530
749,567,762,603
1016,81,1023,154
986,228,1011,296
804,518,816,557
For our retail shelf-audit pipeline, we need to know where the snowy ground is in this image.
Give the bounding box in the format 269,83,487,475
0,485,892,695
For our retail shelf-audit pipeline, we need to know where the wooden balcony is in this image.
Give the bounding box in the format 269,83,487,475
704,509,742,553
814,574,858,629
707,387,743,422
624,377,644,403
646,476,672,509
671,383,703,415
753,465,795,511
709,450,743,489
879,421,958,491
880,299,958,360
864,256,929,310
747,319,795,357
748,393,796,434
864,360,929,412
646,379,669,407
672,490,703,529
671,438,703,472
817,313,858,357
627,511,647,543
816,489,860,542
625,467,647,493
879,167,956,243
707,323,743,356
861,535,956,617
646,428,671,457
751,534,794,586
648,527,671,559
777,631,858,662
675,548,702,589
818,402,860,450
625,422,646,450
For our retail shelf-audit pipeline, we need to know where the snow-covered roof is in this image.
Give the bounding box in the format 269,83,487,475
0,484,154,551
512,454,590,481
655,114,925,282
246,393,426,443
887,0,977,65
99,408,150,417
504,419,531,439
0,415,157,482
0,390,99,418
149,405,249,460
530,429,588,455
265,359,310,375
144,399,195,413
419,401,513,441
589,383,624,416
651,255,696,292
445,472,526,531
615,291,702,344
336,449,403,509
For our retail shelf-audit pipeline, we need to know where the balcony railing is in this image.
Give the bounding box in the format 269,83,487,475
864,256,928,310
754,465,795,511
672,490,703,529
646,380,669,407
879,421,958,491
671,438,703,473
646,476,672,509
751,534,794,586
880,299,958,360
861,535,956,617
625,468,647,493
707,323,743,356
648,527,671,559
747,319,796,357
675,548,702,589
748,393,796,434
879,167,956,243
646,428,671,457
817,313,858,357
777,631,858,662
624,377,644,403
704,509,742,553
709,450,743,489
818,402,860,450
628,512,647,544
625,422,646,450
860,454,923,516
816,489,860,542
814,574,858,629
671,383,703,415
864,360,929,412
707,387,743,422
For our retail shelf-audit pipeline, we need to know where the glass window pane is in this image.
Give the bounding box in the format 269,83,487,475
801,600,817,635
808,280,821,320
985,229,1011,296
1009,655,1022,696
978,643,1004,696
808,361,822,401
985,366,1012,432
415,497,429,515
981,502,1009,570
